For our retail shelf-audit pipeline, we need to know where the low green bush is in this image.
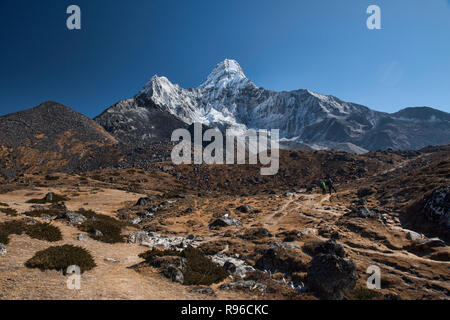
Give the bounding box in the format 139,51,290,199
26,193,68,204
26,223,62,242
45,175,59,181
139,246,228,286
0,220,28,243
0,207,18,216
77,209,126,244
25,245,96,274
23,208,64,218
0,220,63,244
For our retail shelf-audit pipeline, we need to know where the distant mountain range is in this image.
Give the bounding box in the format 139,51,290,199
0,59,449,174
95,59,450,153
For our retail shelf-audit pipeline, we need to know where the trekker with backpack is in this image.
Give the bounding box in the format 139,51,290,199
320,180,327,195
326,177,337,195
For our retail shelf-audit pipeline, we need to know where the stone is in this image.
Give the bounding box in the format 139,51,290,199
209,214,242,229
236,205,254,213
210,254,255,278
128,231,151,244
219,280,267,293
189,287,216,296
77,233,89,241
66,211,87,225
94,230,104,237
135,197,152,207
312,240,346,258
422,186,449,227
0,244,6,256
130,217,142,225
255,244,307,274
307,253,359,300
406,230,424,241
31,205,45,210
223,261,237,274
163,265,184,284
44,192,54,202
241,228,272,240
299,228,318,236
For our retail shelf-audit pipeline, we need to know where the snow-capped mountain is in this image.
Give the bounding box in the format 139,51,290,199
95,59,450,152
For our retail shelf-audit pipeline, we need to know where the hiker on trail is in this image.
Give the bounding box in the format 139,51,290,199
320,180,327,195
326,177,337,195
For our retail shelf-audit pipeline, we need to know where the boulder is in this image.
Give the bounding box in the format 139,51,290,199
135,197,152,207
223,261,237,274
210,254,255,278
299,228,318,236
422,186,449,228
255,244,308,274
44,192,54,202
311,240,346,258
406,230,424,241
77,233,89,241
94,229,104,237
236,205,254,213
306,240,358,300
128,231,151,244
307,253,358,300
65,211,87,226
130,217,142,225
241,228,272,240
163,265,184,284
354,206,378,218
209,214,242,229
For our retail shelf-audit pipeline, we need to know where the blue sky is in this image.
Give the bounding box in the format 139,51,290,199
1,0,449,117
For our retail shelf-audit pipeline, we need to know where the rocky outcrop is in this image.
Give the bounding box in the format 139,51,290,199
255,244,308,274
209,214,242,229
306,240,358,300
423,186,449,228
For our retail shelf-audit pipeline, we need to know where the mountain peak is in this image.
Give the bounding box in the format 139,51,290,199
200,59,249,89
141,74,177,95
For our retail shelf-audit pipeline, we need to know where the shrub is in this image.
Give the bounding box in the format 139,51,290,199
45,175,59,181
0,220,28,244
26,193,68,204
23,208,64,218
77,210,126,244
0,232,9,244
25,245,96,274
0,207,18,216
344,286,383,300
25,223,62,242
357,187,375,198
139,246,228,286
0,220,63,243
